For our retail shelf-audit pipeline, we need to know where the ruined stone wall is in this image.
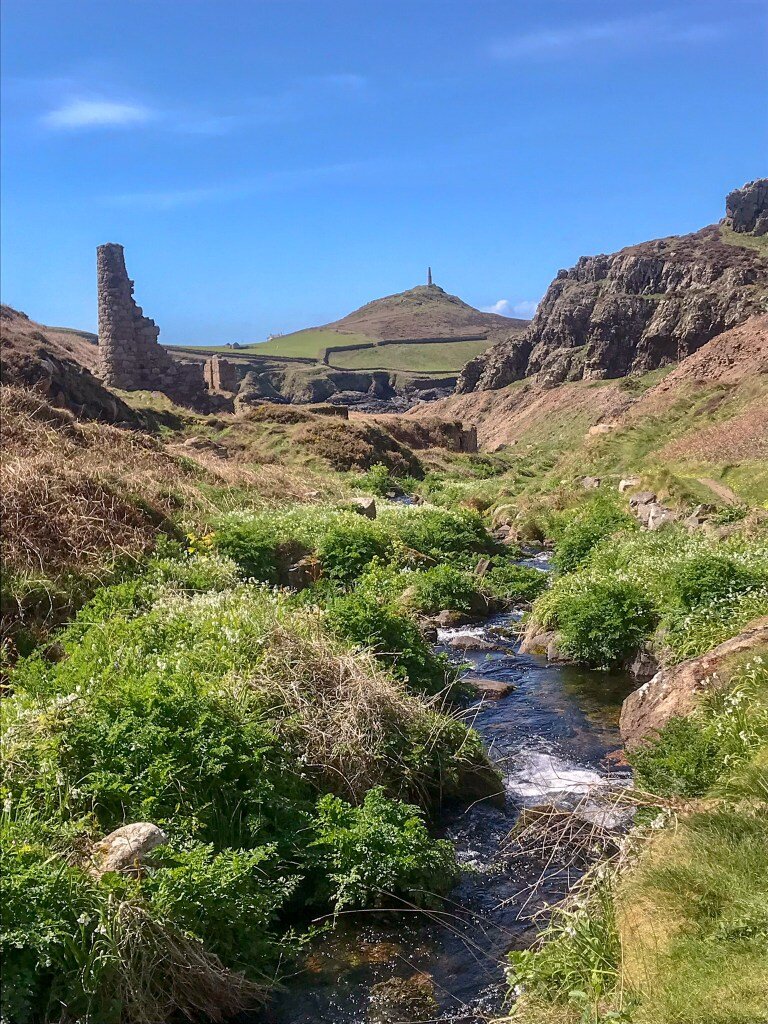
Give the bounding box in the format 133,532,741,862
97,243,207,405
205,354,240,393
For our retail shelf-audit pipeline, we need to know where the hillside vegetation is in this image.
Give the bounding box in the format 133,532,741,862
175,284,526,376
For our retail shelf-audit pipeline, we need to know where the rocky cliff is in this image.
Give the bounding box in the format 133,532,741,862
457,182,768,393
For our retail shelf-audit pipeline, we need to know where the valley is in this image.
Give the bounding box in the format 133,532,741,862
1,181,767,1024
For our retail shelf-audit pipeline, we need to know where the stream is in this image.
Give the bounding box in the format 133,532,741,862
263,552,636,1024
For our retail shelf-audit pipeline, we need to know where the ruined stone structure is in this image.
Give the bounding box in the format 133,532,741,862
97,243,207,405
204,354,240,393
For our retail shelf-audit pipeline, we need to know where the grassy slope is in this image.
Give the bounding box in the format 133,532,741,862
720,223,768,255
173,329,492,373
330,338,491,372
187,328,375,359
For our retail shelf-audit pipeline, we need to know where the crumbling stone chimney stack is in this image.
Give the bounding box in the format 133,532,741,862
96,242,208,406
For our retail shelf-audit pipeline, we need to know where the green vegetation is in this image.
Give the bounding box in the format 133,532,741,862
550,494,637,573
2,490,515,1021
326,590,451,694
719,223,768,256
330,338,491,372
401,564,484,615
532,496,768,667
176,331,492,375
178,328,376,360
4,357,768,1024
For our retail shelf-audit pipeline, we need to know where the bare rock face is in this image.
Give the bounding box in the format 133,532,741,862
620,617,768,750
725,178,768,236
457,186,768,394
89,822,168,877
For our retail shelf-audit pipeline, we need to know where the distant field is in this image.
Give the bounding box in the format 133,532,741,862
330,338,492,372
188,329,375,359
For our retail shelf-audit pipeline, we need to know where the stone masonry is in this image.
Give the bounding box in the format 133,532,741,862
97,243,207,406
204,354,240,393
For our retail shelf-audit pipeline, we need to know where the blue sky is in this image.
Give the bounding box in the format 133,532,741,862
2,0,766,344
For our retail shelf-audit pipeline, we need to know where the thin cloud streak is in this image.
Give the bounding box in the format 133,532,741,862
490,15,725,60
38,73,368,136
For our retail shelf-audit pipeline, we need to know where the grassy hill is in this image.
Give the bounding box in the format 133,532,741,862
190,328,375,360
331,338,493,373
176,283,528,375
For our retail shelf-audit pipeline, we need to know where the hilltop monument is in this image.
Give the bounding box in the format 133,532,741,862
96,243,208,406
427,266,433,286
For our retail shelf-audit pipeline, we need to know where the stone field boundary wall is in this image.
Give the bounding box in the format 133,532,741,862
321,332,489,366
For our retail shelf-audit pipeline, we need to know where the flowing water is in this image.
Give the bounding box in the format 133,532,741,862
263,552,635,1024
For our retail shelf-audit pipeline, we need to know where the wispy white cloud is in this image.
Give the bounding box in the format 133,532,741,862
482,298,538,319
489,15,725,60
38,73,367,135
42,98,155,129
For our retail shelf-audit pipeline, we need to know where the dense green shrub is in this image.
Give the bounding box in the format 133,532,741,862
553,495,636,573
3,575,493,1019
0,825,290,1023
630,717,722,797
143,843,295,972
325,591,450,693
310,787,458,910
380,507,492,561
482,563,548,603
357,463,415,496
212,518,282,581
556,579,656,668
318,520,393,583
402,564,482,615
535,522,768,666
669,553,762,610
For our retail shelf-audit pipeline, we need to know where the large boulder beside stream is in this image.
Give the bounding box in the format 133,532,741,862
620,617,768,750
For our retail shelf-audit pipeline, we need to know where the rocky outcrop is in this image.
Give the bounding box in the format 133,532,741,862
725,178,768,236
457,186,768,393
620,618,768,750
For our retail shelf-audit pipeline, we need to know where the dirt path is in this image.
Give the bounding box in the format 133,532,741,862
698,477,739,504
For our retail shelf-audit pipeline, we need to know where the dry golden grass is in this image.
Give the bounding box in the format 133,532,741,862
1,387,180,574
106,901,264,1023
247,616,471,803
1,387,348,579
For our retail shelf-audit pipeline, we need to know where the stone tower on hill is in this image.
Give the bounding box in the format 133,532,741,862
427,266,433,286
96,243,207,406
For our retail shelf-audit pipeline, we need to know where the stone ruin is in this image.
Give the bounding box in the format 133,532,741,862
204,354,240,393
725,178,768,236
96,243,208,406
